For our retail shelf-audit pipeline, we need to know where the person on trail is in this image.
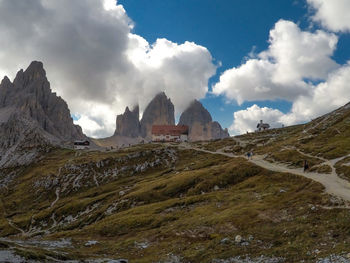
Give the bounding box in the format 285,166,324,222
304,160,309,172
250,151,253,160
247,152,251,160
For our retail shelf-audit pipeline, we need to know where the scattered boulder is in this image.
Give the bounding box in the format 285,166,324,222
84,240,99,246
235,235,242,243
220,238,231,244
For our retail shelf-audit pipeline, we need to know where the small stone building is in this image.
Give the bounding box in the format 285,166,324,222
152,125,189,142
74,140,90,150
257,120,270,132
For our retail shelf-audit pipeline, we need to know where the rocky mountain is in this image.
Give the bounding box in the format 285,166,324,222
179,100,229,141
114,106,140,138
140,92,175,138
109,95,229,143
0,61,85,167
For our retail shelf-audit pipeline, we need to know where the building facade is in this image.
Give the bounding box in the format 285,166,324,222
74,140,90,150
152,125,189,142
256,120,270,132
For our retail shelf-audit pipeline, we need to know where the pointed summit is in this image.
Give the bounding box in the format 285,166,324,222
179,100,212,126
0,76,14,107
115,105,140,138
0,61,84,141
140,92,175,138
24,61,46,80
0,76,11,87
179,100,229,141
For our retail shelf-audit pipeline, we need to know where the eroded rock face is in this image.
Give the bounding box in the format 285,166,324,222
140,92,175,138
179,100,229,141
0,61,85,167
0,114,56,168
179,100,212,126
114,106,140,138
0,61,84,141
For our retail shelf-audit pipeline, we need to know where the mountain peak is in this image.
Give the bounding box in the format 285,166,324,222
0,76,12,87
114,105,140,138
1,61,84,141
179,100,212,126
24,61,46,80
179,99,229,141
140,92,175,138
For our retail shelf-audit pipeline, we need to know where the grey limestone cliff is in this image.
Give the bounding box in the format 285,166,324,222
0,61,85,167
140,92,175,138
114,105,140,138
179,100,229,141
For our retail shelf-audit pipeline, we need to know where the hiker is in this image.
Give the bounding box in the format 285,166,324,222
250,151,253,160
247,152,251,160
304,160,309,172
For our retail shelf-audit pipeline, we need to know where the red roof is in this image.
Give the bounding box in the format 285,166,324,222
152,125,189,136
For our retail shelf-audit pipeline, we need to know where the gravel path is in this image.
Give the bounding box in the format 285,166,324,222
250,155,350,203
180,143,350,203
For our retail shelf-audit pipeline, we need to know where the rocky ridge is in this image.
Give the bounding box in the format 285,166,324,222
0,61,85,167
112,95,229,143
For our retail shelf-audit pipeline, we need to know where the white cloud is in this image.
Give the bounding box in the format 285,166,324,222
230,105,285,134
126,36,216,114
217,19,350,135
287,62,350,122
230,63,350,134
307,0,350,32
213,20,338,104
0,0,216,137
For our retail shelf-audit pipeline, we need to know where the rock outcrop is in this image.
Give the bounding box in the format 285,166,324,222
179,100,229,141
140,92,175,138
0,61,85,167
114,106,140,138
0,61,84,141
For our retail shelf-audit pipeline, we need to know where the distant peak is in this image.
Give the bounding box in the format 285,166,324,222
24,61,46,79
190,99,202,107
27,61,44,70
13,62,47,88
131,105,139,113
0,76,12,86
155,91,167,99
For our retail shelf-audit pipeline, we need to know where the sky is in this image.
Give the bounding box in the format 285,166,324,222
0,0,350,137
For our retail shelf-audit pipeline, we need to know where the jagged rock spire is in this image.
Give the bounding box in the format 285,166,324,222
179,99,229,141
115,105,140,138
140,92,175,138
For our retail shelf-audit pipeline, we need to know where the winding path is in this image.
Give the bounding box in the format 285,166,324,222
250,155,350,202
179,143,350,203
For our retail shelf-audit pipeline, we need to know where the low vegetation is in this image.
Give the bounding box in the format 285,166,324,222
1,140,350,262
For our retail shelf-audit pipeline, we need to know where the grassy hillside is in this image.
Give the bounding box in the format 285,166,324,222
1,141,350,262
193,103,350,182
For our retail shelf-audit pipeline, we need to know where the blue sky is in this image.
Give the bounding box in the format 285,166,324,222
119,0,350,131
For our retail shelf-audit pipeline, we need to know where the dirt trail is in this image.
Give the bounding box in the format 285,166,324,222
251,155,350,202
50,187,60,208
180,143,350,203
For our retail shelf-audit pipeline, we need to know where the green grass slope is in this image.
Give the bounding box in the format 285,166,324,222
1,142,350,262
